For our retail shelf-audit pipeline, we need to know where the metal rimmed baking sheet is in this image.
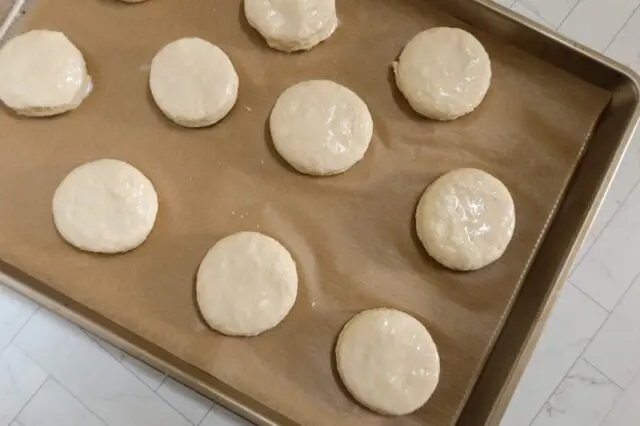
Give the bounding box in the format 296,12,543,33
0,1,637,425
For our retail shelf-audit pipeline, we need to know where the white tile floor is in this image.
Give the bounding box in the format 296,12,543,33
2,0,640,424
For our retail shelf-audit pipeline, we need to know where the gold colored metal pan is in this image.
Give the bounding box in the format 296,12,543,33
0,0,638,425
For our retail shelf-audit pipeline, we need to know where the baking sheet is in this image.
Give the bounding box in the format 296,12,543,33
0,0,610,425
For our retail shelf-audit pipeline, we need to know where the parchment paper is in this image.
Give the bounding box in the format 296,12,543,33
0,0,609,424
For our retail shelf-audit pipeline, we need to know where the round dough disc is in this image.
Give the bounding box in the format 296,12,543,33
0,30,92,117
244,0,338,52
395,27,491,120
270,80,373,176
53,159,158,254
150,38,239,128
336,308,440,416
196,232,298,336
416,168,515,271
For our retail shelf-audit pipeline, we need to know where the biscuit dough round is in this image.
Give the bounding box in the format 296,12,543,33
416,168,515,271
270,80,373,176
150,38,239,128
119,0,148,3
0,30,92,117
196,232,298,336
53,159,158,254
244,0,338,52
336,308,440,416
394,27,491,120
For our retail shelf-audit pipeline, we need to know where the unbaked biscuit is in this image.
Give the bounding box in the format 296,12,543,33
394,27,491,120
53,159,158,254
0,30,92,117
196,232,298,336
415,168,515,270
270,80,373,176
244,0,338,52
336,308,440,415
150,38,239,128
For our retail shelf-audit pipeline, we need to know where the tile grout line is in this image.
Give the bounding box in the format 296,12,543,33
83,329,167,393
571,282,611,313
527,276,628,425
603,268,640,322
599,367,640,426
153,384,203,426
604,2,640,53
582,357,625,390
1,306,39,353
598,401,620,426
197,406,214,426
50,376,109,426
157,373,168,390
8,373,48,426
573,267,640,394
556,0,586,29
14,317,193,425
120,355,167,392
517,0,560,29
83,331,124,362
570,235,598,280
528,357,582,425
571,177,640,284
578,171,640,264
527,348,592,424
